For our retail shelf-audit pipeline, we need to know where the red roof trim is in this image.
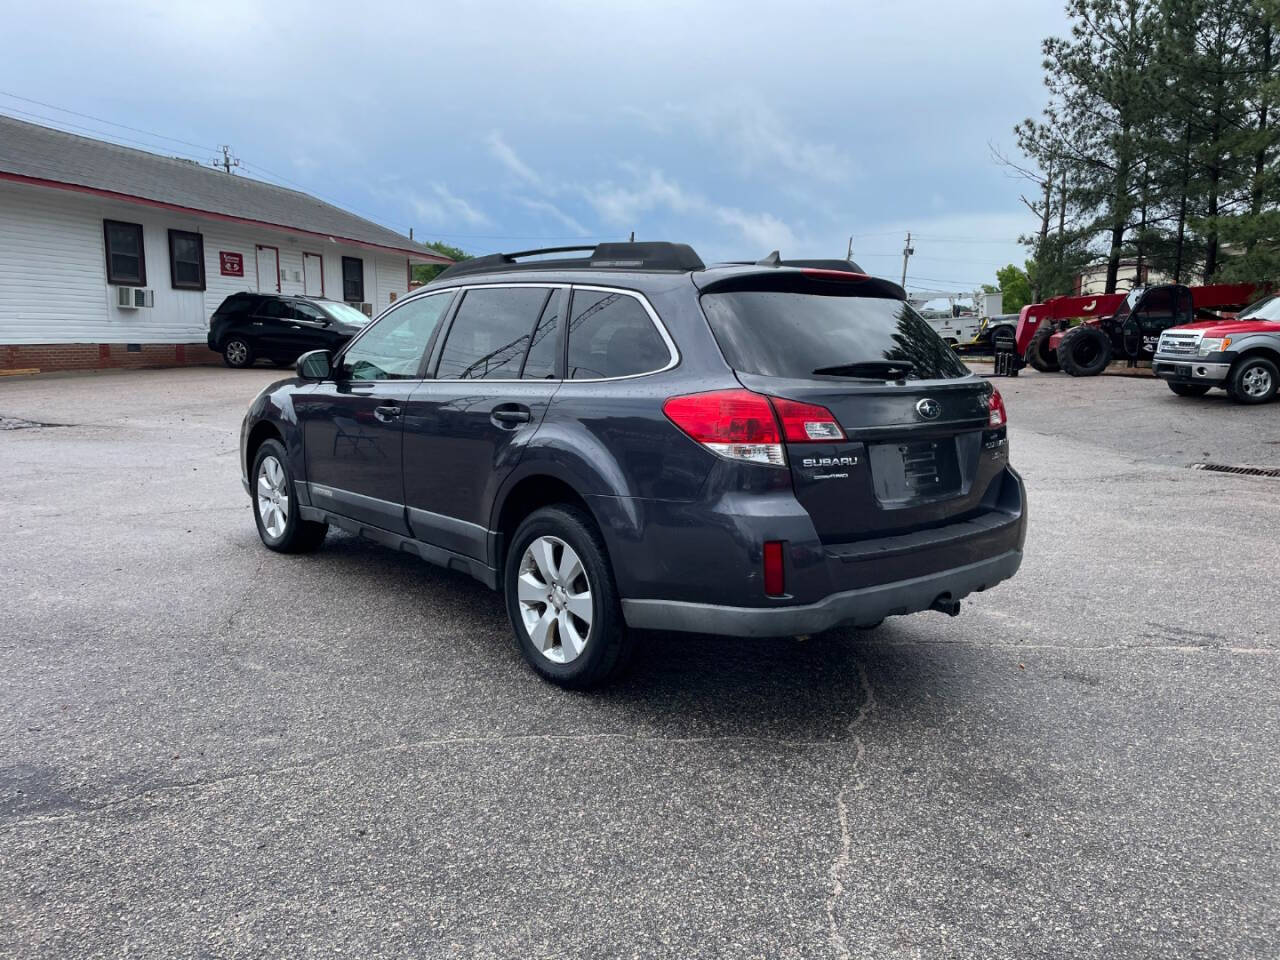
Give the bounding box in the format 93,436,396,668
0,171,453,264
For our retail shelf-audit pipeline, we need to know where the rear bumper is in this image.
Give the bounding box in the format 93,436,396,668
622,548,1022,636
609,465,1026,637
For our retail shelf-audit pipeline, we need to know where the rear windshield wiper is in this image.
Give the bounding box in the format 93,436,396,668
812,360,915,379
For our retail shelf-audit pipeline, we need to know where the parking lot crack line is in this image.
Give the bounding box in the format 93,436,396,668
2,730,864,831
826,660,876,960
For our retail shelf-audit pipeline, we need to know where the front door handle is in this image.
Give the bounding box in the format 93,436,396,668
491,404,532,427
374,404,401,423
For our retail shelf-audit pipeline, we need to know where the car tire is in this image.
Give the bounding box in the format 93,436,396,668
251,439,328,553
1057,325,1113,377
1226,355,1279,405
223,338,255,369
1167,382,1211,398
504,504,634,689
1026,326,1060,372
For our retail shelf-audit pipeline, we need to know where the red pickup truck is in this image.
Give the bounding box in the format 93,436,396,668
1153,294,1280,404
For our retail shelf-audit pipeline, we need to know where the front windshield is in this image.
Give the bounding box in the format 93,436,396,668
1239,294,1280,322
1113,287,1143,321
321,301,372,326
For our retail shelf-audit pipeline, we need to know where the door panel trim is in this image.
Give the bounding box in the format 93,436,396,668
306,482,405,529
407,506,490,560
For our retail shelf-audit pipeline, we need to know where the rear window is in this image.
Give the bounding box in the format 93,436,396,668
700,291,970,380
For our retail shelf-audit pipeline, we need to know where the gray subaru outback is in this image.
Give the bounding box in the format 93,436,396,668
239,242,1027,687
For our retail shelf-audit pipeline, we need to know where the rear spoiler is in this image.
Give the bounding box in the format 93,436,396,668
696,257,908,300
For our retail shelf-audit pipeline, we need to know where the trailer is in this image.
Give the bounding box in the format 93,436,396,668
993,282,1274,376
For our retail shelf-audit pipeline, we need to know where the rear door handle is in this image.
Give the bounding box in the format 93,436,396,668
491,404,532,427
374,404,401,423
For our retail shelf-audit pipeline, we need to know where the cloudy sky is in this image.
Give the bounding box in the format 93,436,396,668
2,0,1069,294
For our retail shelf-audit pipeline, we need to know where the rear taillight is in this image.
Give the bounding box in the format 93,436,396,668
662,389,784,466
769,397,846,443
988,388,1007,427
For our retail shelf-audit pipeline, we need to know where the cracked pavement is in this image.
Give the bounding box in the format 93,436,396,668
1,365,1277,958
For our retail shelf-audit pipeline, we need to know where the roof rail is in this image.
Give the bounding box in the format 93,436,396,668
432,241,705,281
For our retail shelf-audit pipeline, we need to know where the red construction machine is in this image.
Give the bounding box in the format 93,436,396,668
991,281,1274,376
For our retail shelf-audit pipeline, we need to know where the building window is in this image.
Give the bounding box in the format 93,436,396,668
342,256,364,302
104,220,146,286
168,230,205,291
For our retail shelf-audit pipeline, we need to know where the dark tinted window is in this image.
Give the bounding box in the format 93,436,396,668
168,229,205,290
340,291,454,381
342,256,364,302
521,290,563,379
701,291,969,380
104,220,145,285
436,287,549,380
258,299,295,320
295,303,326,323
567,290,669,379
1137,287,1174,316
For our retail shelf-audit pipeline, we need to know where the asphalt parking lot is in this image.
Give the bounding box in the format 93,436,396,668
2,364,1277,959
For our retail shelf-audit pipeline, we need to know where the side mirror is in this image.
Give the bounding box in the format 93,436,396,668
296,349,332,380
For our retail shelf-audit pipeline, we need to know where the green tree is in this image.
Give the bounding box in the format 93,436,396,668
994,264,1034,312
411,241,471,285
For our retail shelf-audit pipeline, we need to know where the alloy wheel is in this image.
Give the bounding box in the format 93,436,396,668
226,341,249,365
1241,365,1273,398
516,535,593,664
257,455,289,539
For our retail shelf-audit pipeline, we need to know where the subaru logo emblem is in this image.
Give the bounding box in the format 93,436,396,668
916,398,941,420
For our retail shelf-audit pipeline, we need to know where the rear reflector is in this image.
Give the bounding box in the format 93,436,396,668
988,388,1007,427
663,389,785,466
769,396,846,442
763,541,785,596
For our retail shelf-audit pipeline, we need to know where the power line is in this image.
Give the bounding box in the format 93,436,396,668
0,90,217,153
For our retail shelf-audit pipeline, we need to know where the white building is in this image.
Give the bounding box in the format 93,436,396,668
1074,258,1170,296
0,115,451,373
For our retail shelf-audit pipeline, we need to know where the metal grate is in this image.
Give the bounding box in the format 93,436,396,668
1190,462,1280,479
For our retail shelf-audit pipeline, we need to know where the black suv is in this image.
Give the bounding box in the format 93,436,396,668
209,293,372,368
239,242,1027,687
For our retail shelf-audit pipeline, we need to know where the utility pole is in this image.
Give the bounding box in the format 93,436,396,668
210,144,240,174
846,236,853,261
900,231,914,287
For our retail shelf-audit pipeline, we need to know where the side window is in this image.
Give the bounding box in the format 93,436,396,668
567,290,670,379
521,290,563,380
342,256,364,302
340,291,454,381
295,303,326,324
103,220,146,286
436,287,550,380
257,299,295,321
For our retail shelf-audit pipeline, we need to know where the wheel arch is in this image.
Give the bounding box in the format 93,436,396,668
246,420,285,475
489,469,601,573
1230,343,1280,370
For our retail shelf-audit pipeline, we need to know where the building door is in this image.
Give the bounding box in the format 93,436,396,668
303,252,324,297
256,245,280,293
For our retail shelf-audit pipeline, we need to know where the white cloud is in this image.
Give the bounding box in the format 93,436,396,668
486,130,543,189
714,207,797,252
583,167,795,251
399,183,491,228
517,198,589,236
712,102,853,184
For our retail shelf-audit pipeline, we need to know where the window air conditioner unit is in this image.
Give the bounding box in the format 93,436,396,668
116,287,155,309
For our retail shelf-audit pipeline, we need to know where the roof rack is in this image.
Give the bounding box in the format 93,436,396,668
432,241,705,281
